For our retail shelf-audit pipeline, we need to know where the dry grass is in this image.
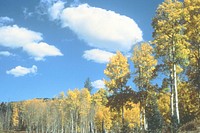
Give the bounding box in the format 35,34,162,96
178,119,200,133
1,131,26,133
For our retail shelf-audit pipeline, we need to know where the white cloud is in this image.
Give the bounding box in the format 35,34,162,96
23,42,63,61
36,0,61,16
0,51,14,56
0,16,14,26
6,65,37,77
48,0,65,20
91,80,105,89
23,8,33,18
0,25,42,48
0,25,63,60
60,4,143,52
83,49,115,64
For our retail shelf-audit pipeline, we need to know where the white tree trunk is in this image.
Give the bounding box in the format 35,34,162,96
170,68,174,117
172,43,180,124
197,45,200,113
139,103,143,131
71,112,74,133
173,64,180,124
144,109,147,130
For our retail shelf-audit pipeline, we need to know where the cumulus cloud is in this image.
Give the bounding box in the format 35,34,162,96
36,0,62,16
23,42,63,61
0,25,42,48
83,49,114,64
60,4,143,52
6,65,37,77
0,51,14,56
0,25,63,60
48,0,65,20
0,16,14,26
91,80,105,89
36,1,143,62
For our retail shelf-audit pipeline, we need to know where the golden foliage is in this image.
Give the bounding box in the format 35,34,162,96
124,101,140,128
158,92,171,125
11,103,19,128
104,51,130,91
178,82,199,123
131,42,157,88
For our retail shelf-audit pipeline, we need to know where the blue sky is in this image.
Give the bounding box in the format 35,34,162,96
0,0,163,102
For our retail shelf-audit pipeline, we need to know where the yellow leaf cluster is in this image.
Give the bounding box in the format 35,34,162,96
104,51,130,91
92,88,108,106
153,0,190,64
158,93,171,124
67,89,81,110
11,103,19,128
178,82,199,120
79,88,91,116
131,42,157,87
124,102,140,128
95,106,112,131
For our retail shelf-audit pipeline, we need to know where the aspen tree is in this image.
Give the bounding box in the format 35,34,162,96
152,0,190,128
184,0,200,114
11,103,19,129
104,51,130,130
131,42,157,131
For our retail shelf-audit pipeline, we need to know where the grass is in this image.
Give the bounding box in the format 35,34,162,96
178,119,200,133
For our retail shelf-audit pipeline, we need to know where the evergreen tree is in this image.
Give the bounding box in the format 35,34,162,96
146,91,163,133
84,78,93,93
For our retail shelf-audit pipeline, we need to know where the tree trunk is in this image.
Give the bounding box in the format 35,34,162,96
170,67,174,118
71,112,74,133
172,43,180,124
197,45,200,113
169,45,175,133
102,119,105,133
139,103,143,131
144,108,147,131
138,66,143,131
90,121,94,133
197,44,200,89
122,104,124,128
173,63,180,124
